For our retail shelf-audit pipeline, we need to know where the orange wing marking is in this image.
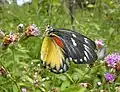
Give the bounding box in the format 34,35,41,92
53,36,64,48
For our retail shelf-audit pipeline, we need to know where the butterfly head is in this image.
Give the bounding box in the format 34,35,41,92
43,25,53,36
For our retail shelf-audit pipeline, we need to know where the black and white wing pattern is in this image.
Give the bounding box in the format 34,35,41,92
49,28,98,64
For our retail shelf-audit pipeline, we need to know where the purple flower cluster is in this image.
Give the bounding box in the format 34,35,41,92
104,73,115,82
104,53,120,68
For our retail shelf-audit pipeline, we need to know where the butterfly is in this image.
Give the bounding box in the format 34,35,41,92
41,26,97,73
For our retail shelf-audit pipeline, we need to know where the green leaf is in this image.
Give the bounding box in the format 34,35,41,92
24,75,33,83
109,27,114,35
39,87,46,92
74,68,90,79
87,4,95,8
64,73,74,83
13,84,19,92
61,80,70,91
56,75,67,81
72,72,79,81
92,23,100,31
52,0,60,6
61,85,86,92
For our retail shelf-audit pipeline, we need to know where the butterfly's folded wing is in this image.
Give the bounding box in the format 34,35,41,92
41,28,98,73
51,29,98,64
41,36,69,73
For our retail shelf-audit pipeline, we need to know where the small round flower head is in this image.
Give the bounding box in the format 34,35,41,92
80,83,89,88
0,66,6,76
2,32,18,46
9,32,19,42
105,53,120,68
17,0,32,6
95,39,105,49
17,24,24,33
97,82,102,86
3,35,11,45
21,87,27,92
25,24,40,37
50,87,59,92
104,73,115,82
115,86,120,92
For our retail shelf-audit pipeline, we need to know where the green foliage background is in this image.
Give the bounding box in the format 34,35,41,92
0,0,120,92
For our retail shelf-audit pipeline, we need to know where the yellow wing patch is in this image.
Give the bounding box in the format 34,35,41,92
41,37,65,72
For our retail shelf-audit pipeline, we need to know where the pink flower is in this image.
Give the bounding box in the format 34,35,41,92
95,39,104,49
25,24,40,37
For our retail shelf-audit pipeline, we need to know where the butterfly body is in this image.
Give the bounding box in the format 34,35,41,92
41,27,97,73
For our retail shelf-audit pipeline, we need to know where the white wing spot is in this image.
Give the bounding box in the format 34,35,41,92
69,57,72,61
84,56,87,62
41,54,43,60
52,69,57,73
84,38,88,43
80,59,83,62
66,58,69,65
63,64,67,71
74,59,77,63
71,38,77,46
59,69,63,73
43,62,45,65
84,51,90,60
72,34,76,38
83,44,93,58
